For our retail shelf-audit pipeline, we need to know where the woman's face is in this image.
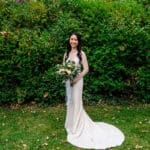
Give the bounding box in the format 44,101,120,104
69,34,79,49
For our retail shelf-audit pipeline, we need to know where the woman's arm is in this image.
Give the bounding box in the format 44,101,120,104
72,51,89,84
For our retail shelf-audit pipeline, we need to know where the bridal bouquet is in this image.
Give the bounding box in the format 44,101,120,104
56,60,81,83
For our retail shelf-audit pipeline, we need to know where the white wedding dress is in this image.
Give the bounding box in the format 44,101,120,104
65,56,125,149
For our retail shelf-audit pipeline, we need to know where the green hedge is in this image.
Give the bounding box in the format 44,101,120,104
0,0,149,105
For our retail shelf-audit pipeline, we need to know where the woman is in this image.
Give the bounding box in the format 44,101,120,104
63,32,125,149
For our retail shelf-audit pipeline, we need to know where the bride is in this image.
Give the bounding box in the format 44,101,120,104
63,32,125,149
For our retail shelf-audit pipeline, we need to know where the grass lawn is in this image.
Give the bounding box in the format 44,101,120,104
0,103,150,150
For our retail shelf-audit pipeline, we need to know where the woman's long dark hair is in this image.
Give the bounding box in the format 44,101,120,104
65,32,82,64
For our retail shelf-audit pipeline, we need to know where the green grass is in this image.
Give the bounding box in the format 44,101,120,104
0,104,150,150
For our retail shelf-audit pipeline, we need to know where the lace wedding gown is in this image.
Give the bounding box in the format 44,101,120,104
65,56,125,149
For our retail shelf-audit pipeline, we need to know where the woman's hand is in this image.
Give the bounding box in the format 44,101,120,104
71,75,81,86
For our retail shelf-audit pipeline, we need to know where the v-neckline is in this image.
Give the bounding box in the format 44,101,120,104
68,53,78,60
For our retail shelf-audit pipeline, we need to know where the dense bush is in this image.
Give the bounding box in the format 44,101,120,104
0,0,149,105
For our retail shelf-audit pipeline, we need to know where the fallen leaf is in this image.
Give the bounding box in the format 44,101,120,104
135,144,143,149
23,144,27,148
43,92,49,98
42,143,48,147
141,130,149,133
139,121,142,124
51,132,56,137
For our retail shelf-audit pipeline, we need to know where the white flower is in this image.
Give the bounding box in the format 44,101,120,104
66,69,71,75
